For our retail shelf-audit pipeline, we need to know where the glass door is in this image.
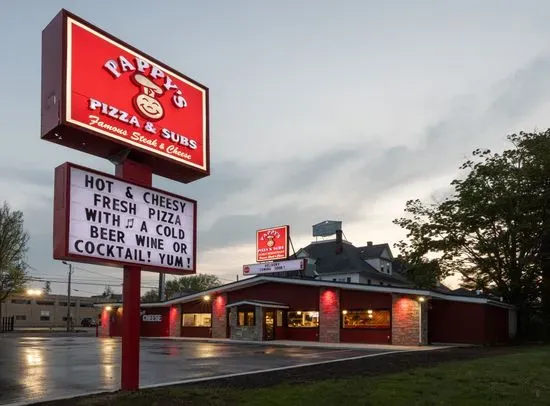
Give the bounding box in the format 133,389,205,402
264,311,275,341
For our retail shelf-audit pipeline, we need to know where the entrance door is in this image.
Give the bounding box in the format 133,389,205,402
264,311,275,341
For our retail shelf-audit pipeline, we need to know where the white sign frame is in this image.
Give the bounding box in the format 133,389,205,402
53,162,197,274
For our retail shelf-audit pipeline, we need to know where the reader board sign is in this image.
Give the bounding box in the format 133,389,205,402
53,162,197,274
243,259,306,276
41,9,210,184
256,225,290,262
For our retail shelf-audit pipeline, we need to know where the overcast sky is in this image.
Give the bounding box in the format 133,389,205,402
2,0,550,296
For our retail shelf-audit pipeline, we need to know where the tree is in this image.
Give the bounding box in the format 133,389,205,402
141,289,159,303
0,201,30,310
394,256,443,289
393,130,550,339
165,274,222,299
102,285,114,297
43,281,51,295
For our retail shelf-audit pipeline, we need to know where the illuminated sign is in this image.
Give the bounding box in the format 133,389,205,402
243,259,306,275
142,314,162,322
53,162,197,274
41,9,209,183
256,225,290,262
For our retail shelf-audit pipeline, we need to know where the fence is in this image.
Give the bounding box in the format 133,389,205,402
1,316,14,332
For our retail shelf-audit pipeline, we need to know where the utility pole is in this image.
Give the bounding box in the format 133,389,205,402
158,273,165,302
63,261,73,332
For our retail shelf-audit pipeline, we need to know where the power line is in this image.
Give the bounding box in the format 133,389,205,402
73,265,123,281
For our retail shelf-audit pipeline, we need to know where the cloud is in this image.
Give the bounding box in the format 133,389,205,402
7,49,550,296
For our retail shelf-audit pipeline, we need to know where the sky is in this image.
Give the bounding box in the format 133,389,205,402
2,0,550,296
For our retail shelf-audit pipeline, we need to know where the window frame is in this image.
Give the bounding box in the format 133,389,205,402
237,310,256,327
341,308,391,329
287,310,320,328
181,312,212,328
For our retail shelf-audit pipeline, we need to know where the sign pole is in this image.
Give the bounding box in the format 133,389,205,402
115,158,152,391
121,265,141,390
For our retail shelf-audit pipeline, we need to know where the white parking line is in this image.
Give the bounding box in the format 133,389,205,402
142,349,411,389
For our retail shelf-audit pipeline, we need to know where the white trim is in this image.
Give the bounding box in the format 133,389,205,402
144,276,515,310
64,17,208,171
226,300,289,309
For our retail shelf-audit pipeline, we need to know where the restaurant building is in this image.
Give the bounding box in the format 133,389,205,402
99,236,517,346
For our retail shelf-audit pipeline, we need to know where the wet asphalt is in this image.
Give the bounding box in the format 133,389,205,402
0,336,389,405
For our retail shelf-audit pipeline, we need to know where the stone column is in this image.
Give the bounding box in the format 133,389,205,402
229,307,237,339
169,306,181,337
319,287,340,343
392,295,426,346
255,306,264,341
211,293,227,338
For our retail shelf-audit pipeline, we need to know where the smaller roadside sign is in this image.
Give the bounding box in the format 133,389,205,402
243,258,306,276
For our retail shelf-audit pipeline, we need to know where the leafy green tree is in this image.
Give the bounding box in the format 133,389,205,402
0,202,29,313
394,130,550,339
141,289,159,303
165,274,222,299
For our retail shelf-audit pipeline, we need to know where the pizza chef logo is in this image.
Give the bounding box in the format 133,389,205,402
259,229,282,249
102,55,188,121
131,73,165,121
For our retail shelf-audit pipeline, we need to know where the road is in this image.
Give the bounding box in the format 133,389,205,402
0,336,392,405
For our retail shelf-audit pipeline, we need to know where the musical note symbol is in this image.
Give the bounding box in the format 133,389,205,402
125,218,134,229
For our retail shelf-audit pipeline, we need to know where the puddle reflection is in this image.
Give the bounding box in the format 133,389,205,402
22,348,46,398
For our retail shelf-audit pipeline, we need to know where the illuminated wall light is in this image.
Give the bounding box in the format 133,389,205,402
367,309,373,314
105,306,112,311
342,310,348,315
203,295,211,302
418,297,426,302
297,311,302,315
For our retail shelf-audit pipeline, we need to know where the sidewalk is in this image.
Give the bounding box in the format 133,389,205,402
144,336,459,351
1,327,97,337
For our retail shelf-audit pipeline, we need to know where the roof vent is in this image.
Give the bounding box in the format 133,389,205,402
367,241,373,246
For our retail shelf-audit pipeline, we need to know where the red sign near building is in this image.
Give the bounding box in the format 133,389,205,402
41,9,209,183
256,225,290,262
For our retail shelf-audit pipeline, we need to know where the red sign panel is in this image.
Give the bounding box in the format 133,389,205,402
41,10,209,184
256,225,290,262
53,162,197,275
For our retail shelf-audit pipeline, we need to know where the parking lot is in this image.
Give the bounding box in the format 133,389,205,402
0,336,398,405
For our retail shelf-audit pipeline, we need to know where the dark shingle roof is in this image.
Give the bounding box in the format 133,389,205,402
358,243,392,259
302,240,408,285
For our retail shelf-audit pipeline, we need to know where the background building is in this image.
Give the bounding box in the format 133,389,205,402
1,293,100,328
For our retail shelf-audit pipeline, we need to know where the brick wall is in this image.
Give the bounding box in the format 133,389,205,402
169,306,181,337
211,294,227,338
319,288,340,343
392,295,425,346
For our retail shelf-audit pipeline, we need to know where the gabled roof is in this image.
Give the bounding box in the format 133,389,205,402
358,243,392,259
301,240,408,285
226,300,289,309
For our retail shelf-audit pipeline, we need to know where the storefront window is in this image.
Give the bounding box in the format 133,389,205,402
182,313,212,327
287,311,319,328
238,311,255,327
276,310,283,327
342,309,390,329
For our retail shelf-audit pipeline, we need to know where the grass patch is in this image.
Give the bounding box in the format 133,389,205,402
51,346,550,406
